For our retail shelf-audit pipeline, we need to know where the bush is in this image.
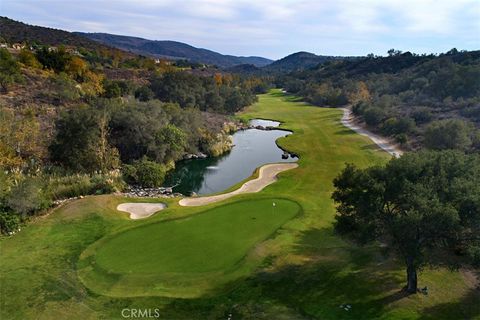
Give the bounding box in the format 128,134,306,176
0,211,21,234
7,178,51,216
46,172,124,199
122,158,167,187
424,119,476,151
395,133,408,145
0,48,23,92
103,80,121,98
352,101,370,116
382,117,415,135
412,107,433,124
90,173,122,194
47,174,93,200
134,85,154,101
364,107,385,126
18,49,41,68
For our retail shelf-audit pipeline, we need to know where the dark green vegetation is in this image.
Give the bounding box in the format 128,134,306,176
280,49,480,150
78,198,300,297
0,19,265,234
333,150,480,293
76,32,273,68
0,16,119,52
1,91,478,319
263,51,353,73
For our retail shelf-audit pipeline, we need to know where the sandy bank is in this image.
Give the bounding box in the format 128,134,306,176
341,108,403,157
179,163,298,207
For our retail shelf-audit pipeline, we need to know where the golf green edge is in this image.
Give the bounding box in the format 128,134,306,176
77,198,302,298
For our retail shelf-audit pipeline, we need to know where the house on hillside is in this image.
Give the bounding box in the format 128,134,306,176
0,43,7,48
65,47,80,55
12,43,25,50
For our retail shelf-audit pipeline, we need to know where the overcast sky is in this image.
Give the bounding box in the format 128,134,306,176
1,0,479,59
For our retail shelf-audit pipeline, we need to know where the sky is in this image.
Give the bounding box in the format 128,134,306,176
1,0,479,59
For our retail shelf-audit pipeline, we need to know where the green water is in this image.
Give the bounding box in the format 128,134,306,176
163,119,297,195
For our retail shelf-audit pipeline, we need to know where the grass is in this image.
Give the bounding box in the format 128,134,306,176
1,89,478,319
78,198,301,297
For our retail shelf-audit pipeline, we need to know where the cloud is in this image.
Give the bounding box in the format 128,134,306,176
1,0,479,58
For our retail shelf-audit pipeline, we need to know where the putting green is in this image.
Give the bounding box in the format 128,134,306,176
78,198,301,297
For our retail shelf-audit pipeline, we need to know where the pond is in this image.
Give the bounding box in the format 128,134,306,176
163,119,297,195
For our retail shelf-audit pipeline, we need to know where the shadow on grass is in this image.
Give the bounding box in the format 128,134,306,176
154,227,479,319
361,144,382,151
335,129,355,135
420,276,480,320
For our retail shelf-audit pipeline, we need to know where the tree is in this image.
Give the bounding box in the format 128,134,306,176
65,56,87,80
18,49,41,68
363,107,385,126
49,105,119,172
134,85,154,101
35,47,71,73
122,158,167,187
155,124,187,162
0,48,22,93
103,80,121,98
7,178,51,217
424,119,476,151
332,151,480,293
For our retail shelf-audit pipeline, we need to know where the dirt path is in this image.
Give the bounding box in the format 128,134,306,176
117,203,166,219
341,107,403,158
179,163,298,207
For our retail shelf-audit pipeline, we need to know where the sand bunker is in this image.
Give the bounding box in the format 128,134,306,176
179,163,298,207
117,203,166,219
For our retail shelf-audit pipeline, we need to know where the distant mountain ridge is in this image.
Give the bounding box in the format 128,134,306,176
263,51,354,73
0,17,119,53
75,32,273,68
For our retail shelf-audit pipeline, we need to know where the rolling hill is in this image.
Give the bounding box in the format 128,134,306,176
0,17,120,53
262,51,351,73
75,32,273,68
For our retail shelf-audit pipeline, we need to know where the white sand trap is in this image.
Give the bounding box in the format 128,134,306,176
341,108,403,158
179,163,298,207
117,203,166,219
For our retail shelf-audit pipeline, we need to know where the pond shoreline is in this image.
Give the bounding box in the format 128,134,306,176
163,118,298,196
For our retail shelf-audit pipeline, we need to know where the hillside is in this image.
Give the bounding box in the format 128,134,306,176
282,50,480,150
0,17,120,53
76,32,273,68
263,51,350,73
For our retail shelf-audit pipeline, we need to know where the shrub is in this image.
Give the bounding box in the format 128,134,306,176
18,49,41,68
424,119,476,151
352,101,370,116
395,133,408,145
134,85,154,101
46,172,124,199
7,178,51,216
0,211,21,234
412,107,433,124
103,80,121,98
122,158,167,187
90,173,123,194
364,107,385,126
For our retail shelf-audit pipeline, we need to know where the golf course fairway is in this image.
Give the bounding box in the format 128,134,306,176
78,198,301,297
1,90,478,319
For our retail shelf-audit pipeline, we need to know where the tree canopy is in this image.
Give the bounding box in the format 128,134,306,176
332,150,480,293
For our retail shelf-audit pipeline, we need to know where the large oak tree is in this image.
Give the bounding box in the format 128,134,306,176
332,151,480,293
